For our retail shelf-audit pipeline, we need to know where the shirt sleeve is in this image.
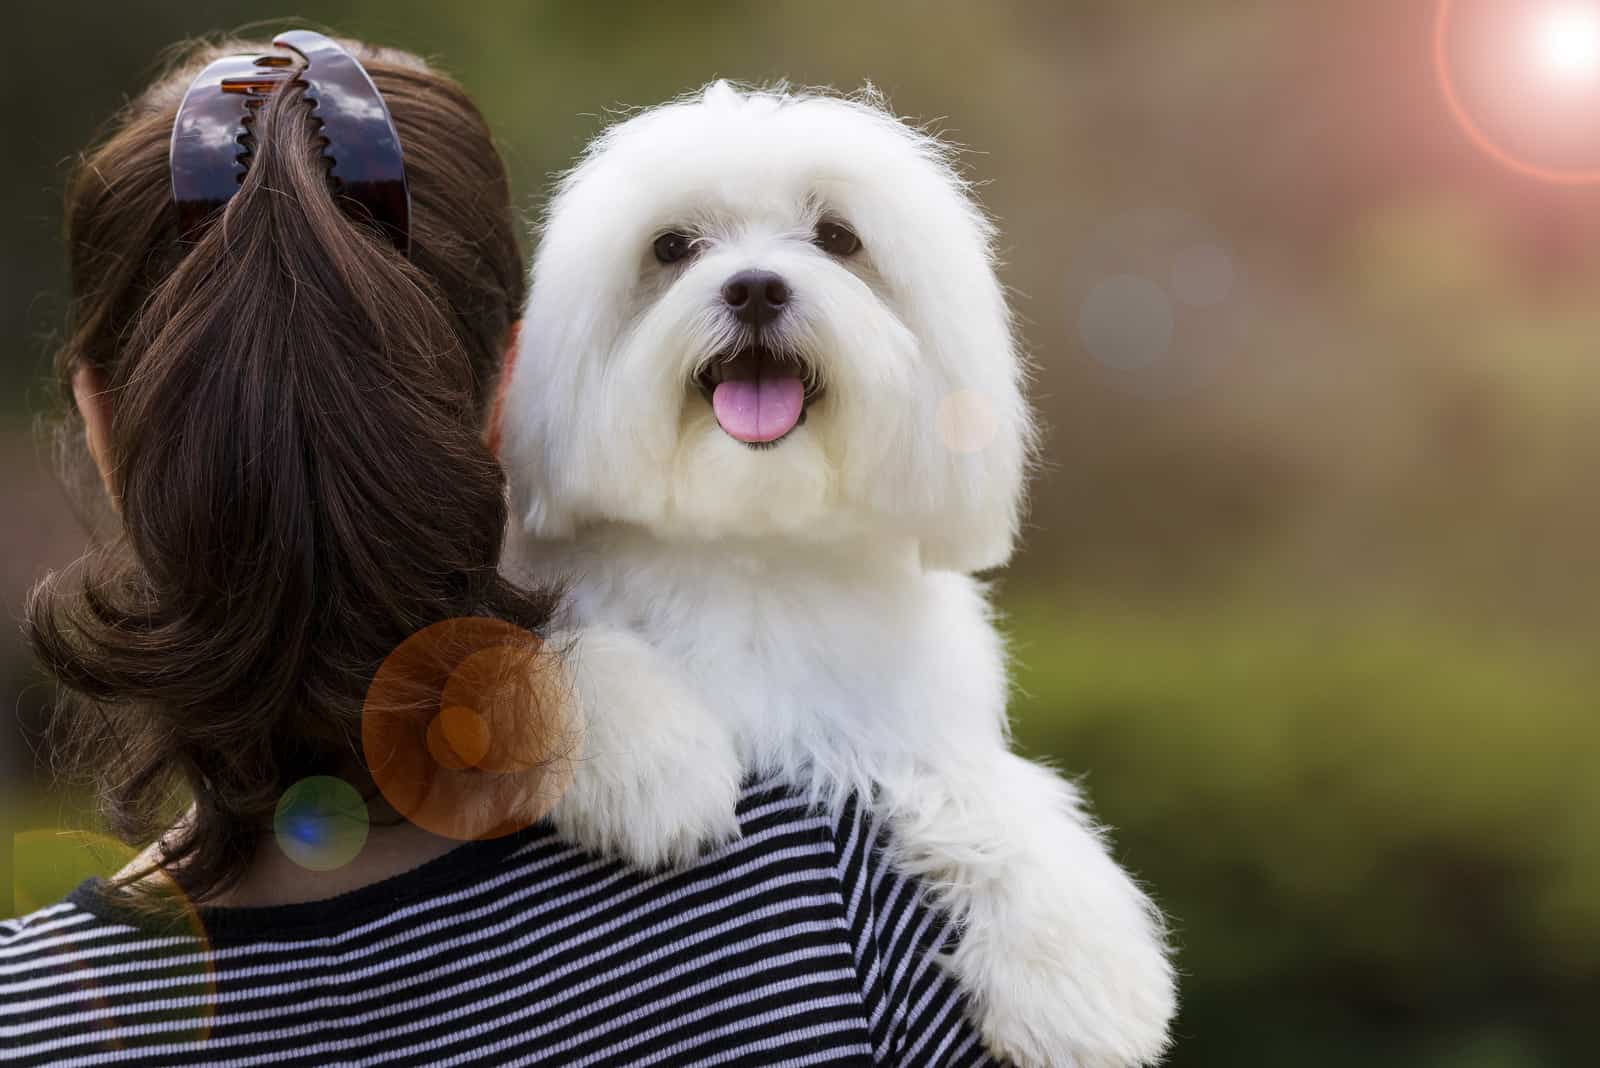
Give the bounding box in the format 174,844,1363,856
834,794,1002,1067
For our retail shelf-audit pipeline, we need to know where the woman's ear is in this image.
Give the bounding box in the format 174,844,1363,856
483,319,521,457
71,364,116,498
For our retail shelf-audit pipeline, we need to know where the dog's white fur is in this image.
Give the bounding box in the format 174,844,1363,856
501,81,1176,1067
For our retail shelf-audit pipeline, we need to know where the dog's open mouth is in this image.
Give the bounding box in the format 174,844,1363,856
695,345,819,446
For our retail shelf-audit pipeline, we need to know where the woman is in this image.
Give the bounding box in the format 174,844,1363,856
0,31,996,1067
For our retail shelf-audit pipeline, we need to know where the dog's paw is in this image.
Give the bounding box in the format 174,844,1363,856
887,755,1175,1067
954,842,1176,1068
965,909,1175,1068
546,627,743,870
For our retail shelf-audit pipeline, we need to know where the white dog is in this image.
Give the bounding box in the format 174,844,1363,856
499,81,1175,1067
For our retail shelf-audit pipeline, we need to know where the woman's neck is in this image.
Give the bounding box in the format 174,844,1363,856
117,803,466,909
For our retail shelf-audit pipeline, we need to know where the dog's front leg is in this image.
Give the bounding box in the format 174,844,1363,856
882,752,1176,1067
545,625,744,869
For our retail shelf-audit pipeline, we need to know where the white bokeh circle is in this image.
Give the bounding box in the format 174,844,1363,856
1077,274,1175,371
1171,244,1236,307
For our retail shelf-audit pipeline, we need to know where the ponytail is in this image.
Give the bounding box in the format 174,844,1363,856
27,43,555,901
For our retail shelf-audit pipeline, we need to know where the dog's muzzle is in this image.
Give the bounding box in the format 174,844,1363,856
691,270,821,447
695,345,819,448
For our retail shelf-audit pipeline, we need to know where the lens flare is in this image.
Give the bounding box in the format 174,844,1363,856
936,391,1000,454
13,830,218,1045
273,776,370,871
12,829,135,916
1436,0,1600,183
1077,275,1174,371
1531,4,1600,83
362,617,577,841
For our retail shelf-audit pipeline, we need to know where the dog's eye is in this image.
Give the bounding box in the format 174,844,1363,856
653,232,695,264
814,221,862,257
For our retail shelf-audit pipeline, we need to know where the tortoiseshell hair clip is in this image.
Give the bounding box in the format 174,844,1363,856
168,30,411,255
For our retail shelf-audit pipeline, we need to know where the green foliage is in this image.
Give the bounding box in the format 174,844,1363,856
10,829,134,917
1006,599,1600,1068
7,790,133,919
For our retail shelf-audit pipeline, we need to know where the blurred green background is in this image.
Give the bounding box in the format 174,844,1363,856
4,2,1597,1066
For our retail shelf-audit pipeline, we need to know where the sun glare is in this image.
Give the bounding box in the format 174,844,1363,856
1436,0,1600,182
1530,4,1600,83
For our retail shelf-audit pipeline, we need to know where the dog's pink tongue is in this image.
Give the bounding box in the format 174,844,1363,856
711,374,804,443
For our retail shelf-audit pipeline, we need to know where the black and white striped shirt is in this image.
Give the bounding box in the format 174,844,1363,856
1,781,997,1067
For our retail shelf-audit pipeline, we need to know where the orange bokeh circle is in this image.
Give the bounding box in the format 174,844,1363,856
362,617,575,840
1436,0,1600,184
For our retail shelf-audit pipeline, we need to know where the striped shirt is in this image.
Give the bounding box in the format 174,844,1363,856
1,781,997,1067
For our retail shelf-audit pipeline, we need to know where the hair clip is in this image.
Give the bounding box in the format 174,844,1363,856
169,31,411,255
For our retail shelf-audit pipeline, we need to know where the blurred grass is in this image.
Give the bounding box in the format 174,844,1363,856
9,829,134,918
5,790,127,920
1004,598,1598,1068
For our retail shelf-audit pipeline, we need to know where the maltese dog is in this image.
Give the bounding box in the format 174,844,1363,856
499,82,1176,1067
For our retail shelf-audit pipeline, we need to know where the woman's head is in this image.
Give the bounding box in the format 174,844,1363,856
28,35,556,900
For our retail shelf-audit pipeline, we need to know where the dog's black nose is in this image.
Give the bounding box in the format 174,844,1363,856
722,270,789,328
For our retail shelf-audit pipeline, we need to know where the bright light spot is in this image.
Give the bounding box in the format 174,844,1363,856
1530,4,1600,84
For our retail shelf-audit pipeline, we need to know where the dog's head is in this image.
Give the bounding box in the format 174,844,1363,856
502,82,1032,571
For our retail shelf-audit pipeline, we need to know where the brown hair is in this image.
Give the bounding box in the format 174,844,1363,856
25,37,557,902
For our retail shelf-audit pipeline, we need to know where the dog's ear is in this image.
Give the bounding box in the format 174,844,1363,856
507,440,579,541
809,95,1034,574
518,489,578,541
498,326,579,541
866,160,1033,573
916,379,1033,574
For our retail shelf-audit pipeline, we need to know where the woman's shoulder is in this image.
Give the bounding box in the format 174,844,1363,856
3,900,77,939
0,891,148,969
1,780,996,1067
0,777,835,958
1,897,104,952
